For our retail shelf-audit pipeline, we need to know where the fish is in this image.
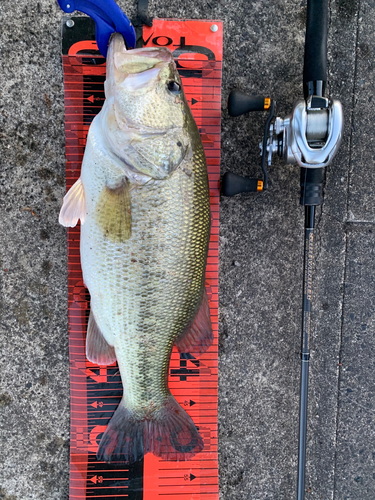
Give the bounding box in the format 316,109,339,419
59,34,213,463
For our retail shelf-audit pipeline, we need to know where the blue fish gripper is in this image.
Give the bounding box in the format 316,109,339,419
57,0,136,57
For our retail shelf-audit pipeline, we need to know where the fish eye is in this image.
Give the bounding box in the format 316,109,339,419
167,81,181,94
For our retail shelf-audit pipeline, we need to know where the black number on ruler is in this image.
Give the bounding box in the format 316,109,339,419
143,34,216,78
170,353,199,381
183,473,196,481
86,454,143,500
184,399,196,407
87,367,123,428
173,36,216,78
173,37,215,60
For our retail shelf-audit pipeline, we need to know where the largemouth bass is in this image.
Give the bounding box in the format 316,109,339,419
59,34,212,463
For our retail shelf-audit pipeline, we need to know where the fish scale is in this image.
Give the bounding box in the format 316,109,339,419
82,140,210,412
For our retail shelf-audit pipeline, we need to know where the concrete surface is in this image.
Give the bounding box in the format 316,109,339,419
0,0,374,499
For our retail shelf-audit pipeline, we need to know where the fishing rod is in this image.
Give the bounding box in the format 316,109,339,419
222,1,343,499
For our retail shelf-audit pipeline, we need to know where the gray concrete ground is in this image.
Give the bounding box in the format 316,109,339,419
0,0,374,499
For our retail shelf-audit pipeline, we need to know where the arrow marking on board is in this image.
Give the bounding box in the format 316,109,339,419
190,473,196,481
90,475,97,484
86,367,107,383
190,400,196,406
191,98,198,105
87,95,94,103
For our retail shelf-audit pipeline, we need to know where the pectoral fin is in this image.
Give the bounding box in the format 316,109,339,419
95,178,131,242
175,289,213,355
86,312,116,366
59,177,86,227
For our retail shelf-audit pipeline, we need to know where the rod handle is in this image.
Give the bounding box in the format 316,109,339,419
228,90,271,117
303,0,328,97
300,168,324,206
222,172,263,197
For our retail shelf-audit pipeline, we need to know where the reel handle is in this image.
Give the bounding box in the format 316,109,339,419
222,172,263,197
223,93,274,196
228,90,271,117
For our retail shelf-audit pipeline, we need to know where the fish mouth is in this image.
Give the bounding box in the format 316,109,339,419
105,34,180,101
110,32,174,60
108,33,174,80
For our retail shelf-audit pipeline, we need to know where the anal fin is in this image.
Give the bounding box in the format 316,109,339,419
175,289,213,355
59,177,86,227
86,311,116,366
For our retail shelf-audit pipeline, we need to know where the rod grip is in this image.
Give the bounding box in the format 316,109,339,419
300,168,324,206
222,172,263,197
228,90,270,117
303,0,328,96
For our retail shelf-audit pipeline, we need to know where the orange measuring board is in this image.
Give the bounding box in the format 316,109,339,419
62,17,222,500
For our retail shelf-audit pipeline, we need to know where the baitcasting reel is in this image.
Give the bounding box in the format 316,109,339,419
222,89,343,204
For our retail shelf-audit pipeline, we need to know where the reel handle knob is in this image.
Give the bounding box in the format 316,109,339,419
228,90,271,117
222,172,263,197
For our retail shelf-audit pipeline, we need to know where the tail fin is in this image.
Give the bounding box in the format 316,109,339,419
97,396,203,463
